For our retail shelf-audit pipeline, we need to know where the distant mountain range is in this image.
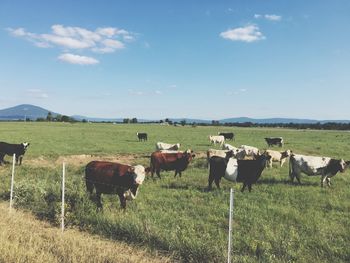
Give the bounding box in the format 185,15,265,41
0,104,349,124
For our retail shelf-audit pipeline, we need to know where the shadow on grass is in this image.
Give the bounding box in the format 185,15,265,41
257,178,319,186
160,183,208,192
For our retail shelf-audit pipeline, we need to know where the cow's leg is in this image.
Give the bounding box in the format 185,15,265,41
156,169,161,179
174,170,178,178
19,156,23,165
15,155,19,165
326,177,331,187
214,177,221,189
118,193,127,209
295,173,301,184
321,175,329,187
96,192,103,210
248,184,252,192
241,183,247,192
207,174,215,191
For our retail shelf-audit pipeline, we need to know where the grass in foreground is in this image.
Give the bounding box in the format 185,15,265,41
0,202,174,263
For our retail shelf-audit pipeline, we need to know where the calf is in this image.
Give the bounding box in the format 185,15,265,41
265,137,283,147
289,154,347,187
85,161,146,209
136,132,148,141
218,132,235,141
150,149,195,178
0,142,30,165
208,152,270,192
264,149,291,168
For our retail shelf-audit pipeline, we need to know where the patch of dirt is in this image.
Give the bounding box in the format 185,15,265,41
25,154,147,168
3,151,208,169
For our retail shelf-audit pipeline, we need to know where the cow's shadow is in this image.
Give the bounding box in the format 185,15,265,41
257,178,318,186
160,184,207,192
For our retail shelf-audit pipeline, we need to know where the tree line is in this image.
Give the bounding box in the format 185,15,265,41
15,112,350,130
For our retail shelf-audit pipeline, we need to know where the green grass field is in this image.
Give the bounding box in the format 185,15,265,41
0,122,349,262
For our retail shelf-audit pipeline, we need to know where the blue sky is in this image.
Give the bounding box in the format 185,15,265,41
1,0,350,120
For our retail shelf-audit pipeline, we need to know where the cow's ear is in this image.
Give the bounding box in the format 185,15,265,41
128,167,135,173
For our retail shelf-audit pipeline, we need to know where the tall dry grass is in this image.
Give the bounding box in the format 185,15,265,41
0,203,174,263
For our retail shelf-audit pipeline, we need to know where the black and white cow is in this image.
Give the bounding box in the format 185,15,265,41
136,132,148,141
265,137,283,147
0,142,30,165
208,151,271,192
218,132,235,141
289,154,347,187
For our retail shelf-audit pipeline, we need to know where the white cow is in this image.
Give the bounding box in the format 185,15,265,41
289,154,347,187
209,135,225,146
264,149,291,168
156,142,181,151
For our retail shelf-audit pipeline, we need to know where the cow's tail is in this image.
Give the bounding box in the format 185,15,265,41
85,163,94,194
289,154,295,181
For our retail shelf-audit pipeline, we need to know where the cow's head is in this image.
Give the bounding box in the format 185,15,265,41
185,149,195,160
282,149,291,158
338,159,347,173
22,142,30,151
126,165,146,199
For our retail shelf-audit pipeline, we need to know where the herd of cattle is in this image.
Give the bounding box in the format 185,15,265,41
0,131,349,210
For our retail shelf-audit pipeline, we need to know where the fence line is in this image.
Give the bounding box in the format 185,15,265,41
9,154,16,211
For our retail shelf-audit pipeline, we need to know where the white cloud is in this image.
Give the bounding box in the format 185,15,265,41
220,25,265,42
58,53,99,65
7,24,136,64
264,14,282,21
254,14,282,21
27,89,49,99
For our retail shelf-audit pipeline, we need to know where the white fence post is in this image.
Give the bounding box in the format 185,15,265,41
61,162,65,232
9,154,16,211
227,188,234,263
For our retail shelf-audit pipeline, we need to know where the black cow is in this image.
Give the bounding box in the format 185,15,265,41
218,132,235,141
265,137,283,147
85,161,146,209
0,142,30,165
136,132,148,141
208,151,270,192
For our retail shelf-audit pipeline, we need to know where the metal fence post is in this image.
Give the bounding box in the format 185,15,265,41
227,188,234,262
9,154,16,211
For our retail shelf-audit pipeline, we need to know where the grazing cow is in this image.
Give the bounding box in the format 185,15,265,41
0,142,30,165
218,132,235,141
235,145,260,160
155,142,181,151
265,137,283,147
85,161,146,209
264,149,291,168
150,149,195,178
209,135,225,146
136,132,148,141
289,154,347,187
208,151,271,192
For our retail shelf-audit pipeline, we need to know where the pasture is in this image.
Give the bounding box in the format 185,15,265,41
0,122,350,262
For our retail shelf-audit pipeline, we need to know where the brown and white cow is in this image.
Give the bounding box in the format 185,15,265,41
150,149,195,178
85,161,146,209
264,149,291,168
289,154,347,187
